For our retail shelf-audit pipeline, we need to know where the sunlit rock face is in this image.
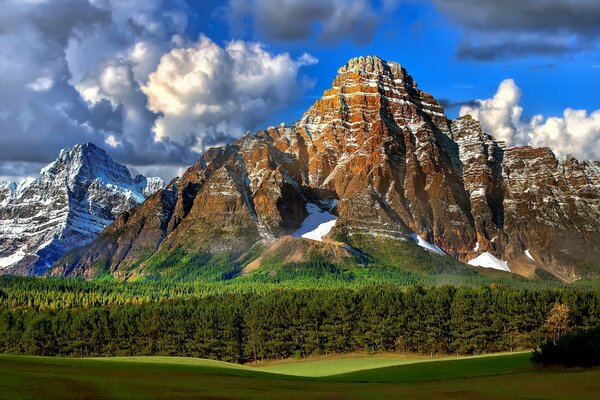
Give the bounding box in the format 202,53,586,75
0,143,162,276
52,56,600,281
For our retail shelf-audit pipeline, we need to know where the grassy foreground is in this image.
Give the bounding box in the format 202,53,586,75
1,352,599,399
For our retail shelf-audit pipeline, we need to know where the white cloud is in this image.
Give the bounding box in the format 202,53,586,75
459,79,527,147
105,135,121,148
529,109,600,160
460,79,600,160
142,36,318,149
27,77,54,92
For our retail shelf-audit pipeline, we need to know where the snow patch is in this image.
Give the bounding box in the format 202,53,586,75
0,250,27,269
470,188,485,198
410,233,446,255
293,203,337,242
468,252,510,272
525,249,535,262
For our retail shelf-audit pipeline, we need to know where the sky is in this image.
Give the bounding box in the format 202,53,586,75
1,0,599,182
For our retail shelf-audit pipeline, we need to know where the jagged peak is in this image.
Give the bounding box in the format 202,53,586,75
336,55,418,88
54,142,112,167
298,55,442,133
339,55,395,73
19,142,163,202
40,142,132,183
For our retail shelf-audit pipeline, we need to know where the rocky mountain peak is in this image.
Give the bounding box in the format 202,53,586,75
337,55,417,88
0,143,163,275
298,55,446,145
41,142,136,190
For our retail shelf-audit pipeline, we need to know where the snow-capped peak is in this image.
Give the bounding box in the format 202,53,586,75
0,142,164,275
41,143,133,188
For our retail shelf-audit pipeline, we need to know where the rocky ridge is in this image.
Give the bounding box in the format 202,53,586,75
0,143,163,275
53,57,600,281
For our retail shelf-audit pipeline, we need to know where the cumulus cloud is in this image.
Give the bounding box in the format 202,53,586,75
528,109,600,161
0,0,193,171
0,0,317,181
460,80,600,161
432,0,600,59
142,36,317,150
0,0,104,162
226,0,392,44
459,80,528,147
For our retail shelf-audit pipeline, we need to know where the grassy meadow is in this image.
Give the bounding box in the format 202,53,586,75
1,352,599,399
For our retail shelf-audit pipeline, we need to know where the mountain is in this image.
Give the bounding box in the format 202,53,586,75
52,56,600,282
0,143,163,276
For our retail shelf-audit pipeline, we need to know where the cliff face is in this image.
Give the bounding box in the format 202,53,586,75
52,56,600,281
451,116,600,278
0,143,163,276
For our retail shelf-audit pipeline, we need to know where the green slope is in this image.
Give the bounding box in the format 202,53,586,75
333,352,531,382
255,351,528,377
125,235,564,291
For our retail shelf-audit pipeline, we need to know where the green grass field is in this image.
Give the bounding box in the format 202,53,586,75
252,352,516,376
1,352,599,399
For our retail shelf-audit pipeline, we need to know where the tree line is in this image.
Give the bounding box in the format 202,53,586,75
1,286,599,362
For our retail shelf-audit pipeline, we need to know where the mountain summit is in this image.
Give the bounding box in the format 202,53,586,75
0,143,163,275
52,56,600,281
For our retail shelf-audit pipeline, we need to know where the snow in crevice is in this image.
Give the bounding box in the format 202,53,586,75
525,249,535,262
468,252,510,272
318,198,338,212
293,203,337,242
410,233,446,255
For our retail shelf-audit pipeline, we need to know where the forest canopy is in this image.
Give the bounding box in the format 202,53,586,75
1,278,599,362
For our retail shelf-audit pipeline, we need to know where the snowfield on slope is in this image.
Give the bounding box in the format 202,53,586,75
468,252,511,272
293,203,337,242
0,250,27,269
410,233,446,255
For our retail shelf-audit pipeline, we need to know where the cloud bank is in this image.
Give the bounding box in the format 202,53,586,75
460,80,600,161
432,0,600,60
0,0,316,181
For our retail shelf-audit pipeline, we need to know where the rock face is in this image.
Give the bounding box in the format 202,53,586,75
53,56,600,281
0,143,163,275
450,115,600,279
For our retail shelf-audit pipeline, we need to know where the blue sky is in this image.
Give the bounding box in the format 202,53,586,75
185,0,599,123
0,0,599,181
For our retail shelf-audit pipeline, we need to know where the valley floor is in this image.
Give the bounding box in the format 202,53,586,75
1,352,599,399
